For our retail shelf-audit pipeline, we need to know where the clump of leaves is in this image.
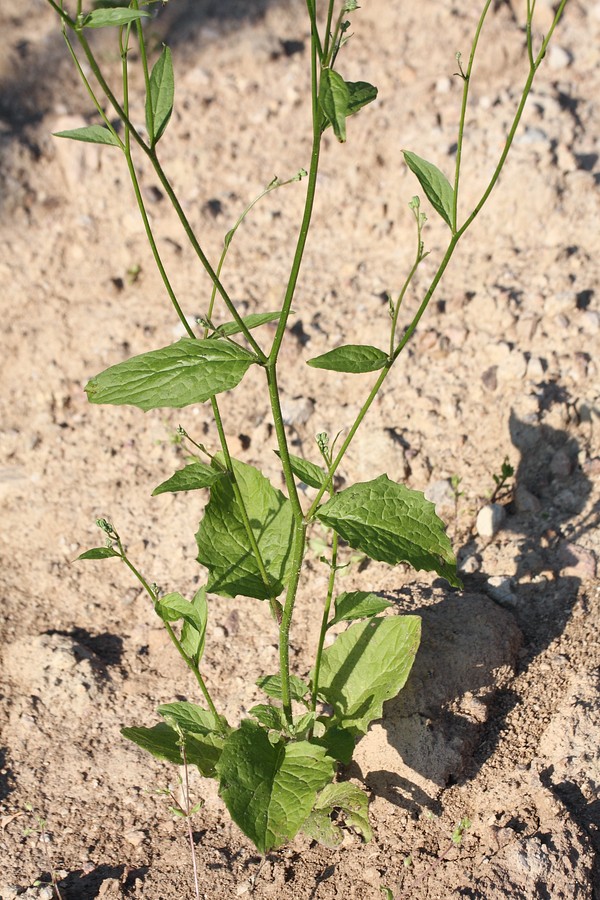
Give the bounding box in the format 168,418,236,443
48,0,568,858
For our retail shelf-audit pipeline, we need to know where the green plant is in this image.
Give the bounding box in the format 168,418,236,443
23,804,64,900
489,456,516,504
47,0,568,857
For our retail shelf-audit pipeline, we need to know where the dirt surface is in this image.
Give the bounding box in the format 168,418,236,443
1,1,599,898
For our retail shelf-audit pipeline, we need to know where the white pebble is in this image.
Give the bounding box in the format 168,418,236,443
476,503,506,539
485,576,517,607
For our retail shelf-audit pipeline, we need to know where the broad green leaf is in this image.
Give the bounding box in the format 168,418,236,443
303,782,371,847
157,701,225,736
307,344,388,373
312,724,355,765
53,125,120,146
155,589,207,665
76,547,120,560
176,587,208,665
346,80,378,116
216,720,335,853
316,475,462,587
319,68,350,142
291,711,316,737
403,150,455,231
122,721,224,777
274,450,327,490
85,338,255,411
196,457,293,600
212,311,283,338
257,674,310,703
146,45,174,144
152,462,224,496
322,80,377,134
315,615,421,734
249,704,287,732
329,591,393,627
83,8,150,27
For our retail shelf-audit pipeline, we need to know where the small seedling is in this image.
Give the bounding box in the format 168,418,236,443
489,457,516,504
23,804,64,900
47,0,568,862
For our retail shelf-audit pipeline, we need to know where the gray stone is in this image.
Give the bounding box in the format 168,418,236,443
485,575,517,607
514,485,541,514
556,541,597,580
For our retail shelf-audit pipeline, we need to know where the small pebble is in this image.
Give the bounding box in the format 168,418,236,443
513,486,541,514
550,449,572,479
485,576,517,607
124,829,146,847
476,503,506,539
458,553,481,575
556,541,597,580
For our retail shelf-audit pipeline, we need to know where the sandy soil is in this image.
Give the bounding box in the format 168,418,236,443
1,1,599,898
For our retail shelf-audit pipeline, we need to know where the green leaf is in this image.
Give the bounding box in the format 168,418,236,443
248,704,287,732
83,8,151,27
316,475,462,588
196,457,293,600
122,720,224,778
307,344,388,373
152,462,224,496
157,701,224,735
303,782,371,847
216,720,335,853
315,615,421,735
76,547,120,560
274,451,327,490
257,674,310,703
85,338,255,411
180,587,208,665
155,590,207,665
346,80,378,117
212,311,283,338
403,150,455,230
146,45,174,144
319,68,350,142
329,591,393,627
312,724,355,765
53,125,120,146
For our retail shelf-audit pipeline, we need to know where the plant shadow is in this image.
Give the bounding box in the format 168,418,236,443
352,386,597,815
58,863,149,899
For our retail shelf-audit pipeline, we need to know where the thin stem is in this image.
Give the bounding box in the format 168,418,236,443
453,0,494,231
269,25,322,362
266,366,304,519
146,151,267,360
278,520,308,723
180,747,201,900
72,28,265,358
120,28,196,339
389,206,426,355
116,541,223,724
307,1,570,519
133,1,154,143
62,32,123,146
304,0,324,62
322,0,337,63
310,530,338,714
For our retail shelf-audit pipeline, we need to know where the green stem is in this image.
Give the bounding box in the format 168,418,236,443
278,519,308,723
133,1,154,144
307,1,570,519
71,28,264,359
389,209,425,355
310,530,338,714
117,544,222,725
269,22,322,363
453,0,493,231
